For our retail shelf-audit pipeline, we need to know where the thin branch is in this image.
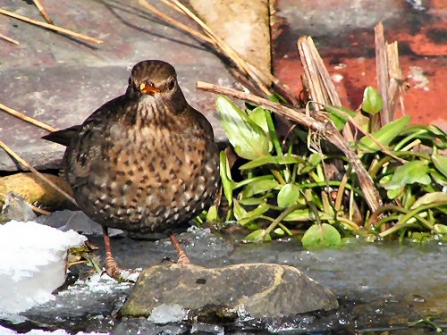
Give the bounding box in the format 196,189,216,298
0,8,102,44
0,102,58,132
138,0,213,44
33,0,54,24
0,139,77,206
197,81,382,213
0,32,19,45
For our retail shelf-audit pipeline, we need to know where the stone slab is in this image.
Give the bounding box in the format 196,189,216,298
0,0,236,170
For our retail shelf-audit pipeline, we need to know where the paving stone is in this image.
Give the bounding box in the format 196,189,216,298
0,0,235,170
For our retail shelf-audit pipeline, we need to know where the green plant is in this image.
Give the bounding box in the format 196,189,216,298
215,88,447,249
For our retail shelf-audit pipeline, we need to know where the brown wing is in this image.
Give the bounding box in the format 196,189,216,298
45,95,129,189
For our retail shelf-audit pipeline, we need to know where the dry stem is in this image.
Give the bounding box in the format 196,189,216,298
33,0,54,24
0,139,76,206
140,0,299,105
297,36,354,142
139,0,212,44
0,103,57,132
0,32,19,45
0,8,102,44
374,22,405,129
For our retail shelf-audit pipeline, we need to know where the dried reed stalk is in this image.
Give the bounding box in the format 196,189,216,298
0,32,19,45
0,103,57,132
0,8,102,44
33,0,54,24
297,35,354,142
139,0,299,105
374,23,405,128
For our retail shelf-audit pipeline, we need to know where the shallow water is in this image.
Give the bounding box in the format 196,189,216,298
1,227,446,334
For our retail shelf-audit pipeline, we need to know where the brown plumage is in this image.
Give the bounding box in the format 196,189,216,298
43,60,220,279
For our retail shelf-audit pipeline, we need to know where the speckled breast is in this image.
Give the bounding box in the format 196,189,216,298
73,132,220,233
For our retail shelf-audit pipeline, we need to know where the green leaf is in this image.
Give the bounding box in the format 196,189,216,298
244,229,272,242
351,112,370,133
283,209,313,221
239,154,305,170
299,153,322,174
248,107,269,134
233,199,247,221
217,96,269,160
277,183,301,208
361,86,383,115
357,115,411,153
248,107,273,152
238,203,270,225
430,169,447,186
243,178,279,198
324,105,357,131
386,188,402,200
238,197,267,206
434,224,447,234
384,160,431,190
219,151,234,206
205,205,219,222
432,153,447,179
302,223,342,250
411,192,447,209
273,227,286,236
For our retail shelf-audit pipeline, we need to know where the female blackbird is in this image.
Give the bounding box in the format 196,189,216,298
43,60,220,280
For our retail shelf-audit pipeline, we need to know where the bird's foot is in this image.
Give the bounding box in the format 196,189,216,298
169,233,191,266
104,252,137,282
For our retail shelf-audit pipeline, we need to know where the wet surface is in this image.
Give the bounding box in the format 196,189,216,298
1,228,447,334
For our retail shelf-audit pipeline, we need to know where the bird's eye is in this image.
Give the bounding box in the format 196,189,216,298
167,78,175,91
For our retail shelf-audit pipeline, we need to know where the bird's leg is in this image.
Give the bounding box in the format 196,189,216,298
102,226,127,280
169,232,190,265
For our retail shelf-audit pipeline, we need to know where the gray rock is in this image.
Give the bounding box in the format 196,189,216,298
119,263,338,319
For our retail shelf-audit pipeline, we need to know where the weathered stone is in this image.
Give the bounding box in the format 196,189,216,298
119,263,338,319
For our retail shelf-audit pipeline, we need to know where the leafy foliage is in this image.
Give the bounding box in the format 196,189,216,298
215,88,447,249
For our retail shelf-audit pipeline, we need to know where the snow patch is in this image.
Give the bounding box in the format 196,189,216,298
0,221,87,315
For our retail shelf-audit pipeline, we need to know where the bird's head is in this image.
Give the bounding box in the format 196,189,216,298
127,60,180,100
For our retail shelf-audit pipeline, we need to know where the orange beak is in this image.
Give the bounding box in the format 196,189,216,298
139,82,160,94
